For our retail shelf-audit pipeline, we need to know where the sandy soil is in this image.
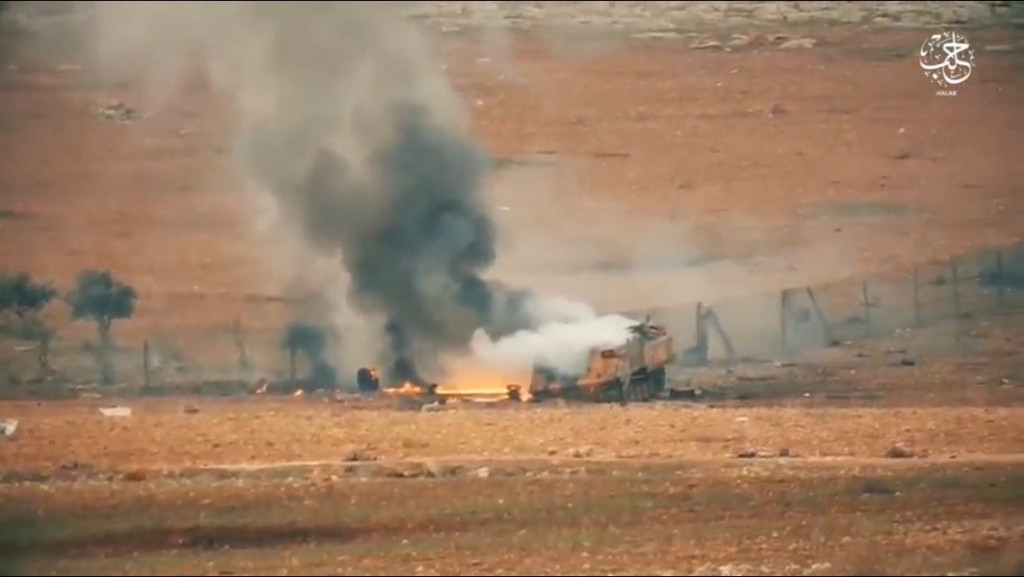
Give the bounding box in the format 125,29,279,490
0,399,1021,472
2,459,1022,576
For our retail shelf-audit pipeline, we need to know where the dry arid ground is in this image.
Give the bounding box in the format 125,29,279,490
0,11,1023,577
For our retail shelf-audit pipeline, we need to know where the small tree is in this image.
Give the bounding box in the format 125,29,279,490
0,272,58,376
67,269,137,385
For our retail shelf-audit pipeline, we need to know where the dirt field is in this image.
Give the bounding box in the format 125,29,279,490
1,312,1023,575
1,11,1023,577
1,394,1023,576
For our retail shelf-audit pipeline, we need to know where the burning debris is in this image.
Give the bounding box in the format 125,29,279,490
97,101,138,123
356,367,381,394
354,317,675,406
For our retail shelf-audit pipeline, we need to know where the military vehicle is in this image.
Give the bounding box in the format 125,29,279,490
527,318,675,404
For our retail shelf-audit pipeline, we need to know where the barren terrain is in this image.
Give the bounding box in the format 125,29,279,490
0,11,1022,577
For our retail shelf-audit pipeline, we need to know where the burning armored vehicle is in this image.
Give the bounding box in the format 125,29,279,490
357,318,675,405
526,318,675,403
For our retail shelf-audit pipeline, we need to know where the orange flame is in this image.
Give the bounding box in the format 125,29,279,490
382,382,422,396
434,358,532,402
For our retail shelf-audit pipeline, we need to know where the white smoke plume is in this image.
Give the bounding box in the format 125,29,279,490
470,307,637,376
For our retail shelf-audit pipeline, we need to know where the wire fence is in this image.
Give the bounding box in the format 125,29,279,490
622,241,1024,367
4,242,1023,393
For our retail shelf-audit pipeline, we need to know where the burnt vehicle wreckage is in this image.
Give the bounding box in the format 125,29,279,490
355,317,676,405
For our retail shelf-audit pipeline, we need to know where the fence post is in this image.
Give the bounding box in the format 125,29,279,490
695,302,703,350
995,250,1005,311
143,339,151,388
951,260,961,318
912,268,922,328
861,280,871,336
779,289,789,354
804,287,834,345
951,260,961,345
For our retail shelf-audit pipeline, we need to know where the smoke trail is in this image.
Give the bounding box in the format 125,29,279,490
87,1,637,384
86,2,546,381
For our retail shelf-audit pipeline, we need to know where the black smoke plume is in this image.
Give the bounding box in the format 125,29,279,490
281,321,337,391
291,105,537,385
86,2,614,387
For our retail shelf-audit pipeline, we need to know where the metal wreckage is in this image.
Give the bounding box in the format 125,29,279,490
355,317,676,405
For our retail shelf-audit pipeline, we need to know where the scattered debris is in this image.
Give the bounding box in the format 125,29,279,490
728,34,754,47
885,445,915,459
98,101,139,123
1,470,49,484
99,406,132,418
570,446,594,459
736,375,776,382
690,40,723,50
631,31,684,40
473,466,491,479
778,38,817,50
421,401,446,413
667,388,699,400
0,419,17,437
401,438,429,449
122,469,148,482
253,378,269,395
341,445,374,463
422,460,458,478
861,477,898,496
